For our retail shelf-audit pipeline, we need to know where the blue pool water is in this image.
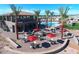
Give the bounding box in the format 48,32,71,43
41,22,60,27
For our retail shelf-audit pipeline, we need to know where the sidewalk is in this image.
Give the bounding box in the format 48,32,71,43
59,40,79,54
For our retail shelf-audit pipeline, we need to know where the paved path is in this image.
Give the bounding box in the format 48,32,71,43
59,40,79,54
0,32,70,54
0,39,69,54
69,41,79,51
0,28,4,33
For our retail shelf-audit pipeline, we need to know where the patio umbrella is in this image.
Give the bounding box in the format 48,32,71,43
27,35,38,42
46,33,56,39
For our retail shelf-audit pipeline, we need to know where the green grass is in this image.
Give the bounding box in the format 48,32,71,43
64,23,79,30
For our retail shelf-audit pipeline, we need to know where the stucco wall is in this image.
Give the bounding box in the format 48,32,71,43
5,21,15,32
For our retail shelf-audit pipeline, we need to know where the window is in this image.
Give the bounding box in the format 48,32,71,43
12,16,16,22
0,16,2,20
3,16,6,20
7,16,11,21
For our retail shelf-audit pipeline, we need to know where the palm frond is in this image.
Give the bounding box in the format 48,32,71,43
45,10,50,16
34,10,40,17
59,7,70,20
50,11,54,16
64,7,70,15
45,10,50,18
10,4,22,16
59,7,64,16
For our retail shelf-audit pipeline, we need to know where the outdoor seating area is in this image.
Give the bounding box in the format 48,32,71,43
18,25,69,50
0,20,72,53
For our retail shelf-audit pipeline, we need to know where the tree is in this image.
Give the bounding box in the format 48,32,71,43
10,4,22,39
59,7,69,39
50,11,54,26
45,10,50,27
34,10,40,28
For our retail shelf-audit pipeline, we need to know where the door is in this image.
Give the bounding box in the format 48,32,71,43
12,25,15,32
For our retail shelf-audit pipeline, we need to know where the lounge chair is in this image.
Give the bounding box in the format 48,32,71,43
64,32,73,39
57,39,64,44
20,35,29,43
51,29,56,33
42,42,51,48
30,43,42,49
39,36,46,41
30,43,36,49
56,27,60,30
48,40,58,45
36,44,42,48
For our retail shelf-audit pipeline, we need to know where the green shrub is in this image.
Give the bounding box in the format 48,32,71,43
64,23,79,30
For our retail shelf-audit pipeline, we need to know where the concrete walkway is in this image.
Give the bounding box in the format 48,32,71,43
58,40,79,54
69,41,79,51
1,39,69,54
1,28,78,54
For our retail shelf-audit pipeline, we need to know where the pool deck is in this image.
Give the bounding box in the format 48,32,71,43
0,28,68,54
0,28,79,54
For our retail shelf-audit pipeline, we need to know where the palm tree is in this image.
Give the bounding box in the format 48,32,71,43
34,10,40,28
59,7,69,39
10,4,22,39
45,10,50,28
50,11,54,26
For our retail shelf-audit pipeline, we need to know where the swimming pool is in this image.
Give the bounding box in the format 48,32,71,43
41,22,60,27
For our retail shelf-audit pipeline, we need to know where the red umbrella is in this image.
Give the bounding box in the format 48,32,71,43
46,33,56,38
27,35,38,42
33,28,40,32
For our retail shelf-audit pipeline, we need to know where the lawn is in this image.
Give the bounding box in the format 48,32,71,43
64,23,79,30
